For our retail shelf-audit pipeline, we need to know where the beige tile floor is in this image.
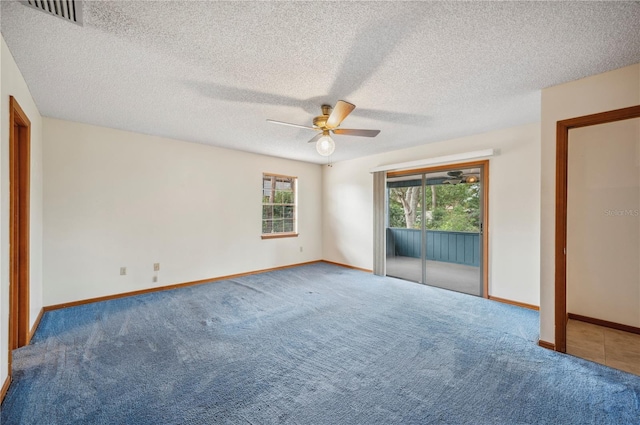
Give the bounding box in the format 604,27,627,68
566,319,640,376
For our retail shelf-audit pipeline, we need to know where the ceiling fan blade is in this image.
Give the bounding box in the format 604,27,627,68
332,129,380,137
307,133,323,144
326,100,355,129
267,119,316,130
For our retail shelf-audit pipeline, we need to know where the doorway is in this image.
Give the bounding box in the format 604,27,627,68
8,96,31,375
385,161,488,297
555,105,640,355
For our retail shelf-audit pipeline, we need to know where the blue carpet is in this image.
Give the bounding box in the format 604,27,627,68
2,263,640,424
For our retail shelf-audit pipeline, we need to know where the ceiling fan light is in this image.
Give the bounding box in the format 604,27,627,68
316,135,335,156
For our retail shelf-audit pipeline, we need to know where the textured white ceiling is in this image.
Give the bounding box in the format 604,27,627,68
2,1,640,164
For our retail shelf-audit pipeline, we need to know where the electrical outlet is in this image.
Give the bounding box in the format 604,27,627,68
154,263,160,271
299,246,303,252
152,276,158,283
120,267,127,275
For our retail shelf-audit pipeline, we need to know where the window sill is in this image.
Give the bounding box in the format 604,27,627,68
261,233,299,240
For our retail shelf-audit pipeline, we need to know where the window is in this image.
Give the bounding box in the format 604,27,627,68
262,174,297,239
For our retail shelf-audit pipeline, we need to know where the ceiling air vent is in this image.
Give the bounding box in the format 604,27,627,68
21,0,83,26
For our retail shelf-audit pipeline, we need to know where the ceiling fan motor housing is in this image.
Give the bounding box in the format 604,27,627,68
313,105,333,128
313,115,328,128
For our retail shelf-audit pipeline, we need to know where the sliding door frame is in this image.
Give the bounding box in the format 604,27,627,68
554,104,640,353
387,159,490,298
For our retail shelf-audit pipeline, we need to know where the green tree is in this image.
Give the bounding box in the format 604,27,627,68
426,183,479,232
388,201,406,228
388,182,479,232
389,187,422,229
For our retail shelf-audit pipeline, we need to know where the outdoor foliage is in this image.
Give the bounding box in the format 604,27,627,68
262,175,295,234
389,183,480,232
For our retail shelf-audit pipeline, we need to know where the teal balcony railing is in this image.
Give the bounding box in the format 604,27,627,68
386,228,480,267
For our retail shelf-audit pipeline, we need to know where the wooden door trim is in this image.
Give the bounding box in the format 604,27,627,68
387,159,490,298
555,104,640,353
8,96,31,383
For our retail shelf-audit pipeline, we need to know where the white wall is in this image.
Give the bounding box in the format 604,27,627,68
567,119,640,327
540,63,640,343
43,118,323,306
0,37,44,390
322,123,541,306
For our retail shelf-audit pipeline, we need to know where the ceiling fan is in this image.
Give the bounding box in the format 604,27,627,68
443,170,480,185
267,100,381,156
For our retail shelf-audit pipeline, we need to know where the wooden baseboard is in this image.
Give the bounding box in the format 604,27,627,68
321,260,372,273
568,313,640,336
488,295,539,311
45,260,331,312
538,340,556,350
27,307,44,344
1,375,10,404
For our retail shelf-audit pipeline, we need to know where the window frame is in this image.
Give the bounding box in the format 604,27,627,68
261,173,298,239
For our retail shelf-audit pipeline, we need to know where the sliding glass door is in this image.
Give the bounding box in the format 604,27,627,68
385,164,485,296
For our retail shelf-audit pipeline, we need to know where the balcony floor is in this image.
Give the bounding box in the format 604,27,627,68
386,255,481,296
